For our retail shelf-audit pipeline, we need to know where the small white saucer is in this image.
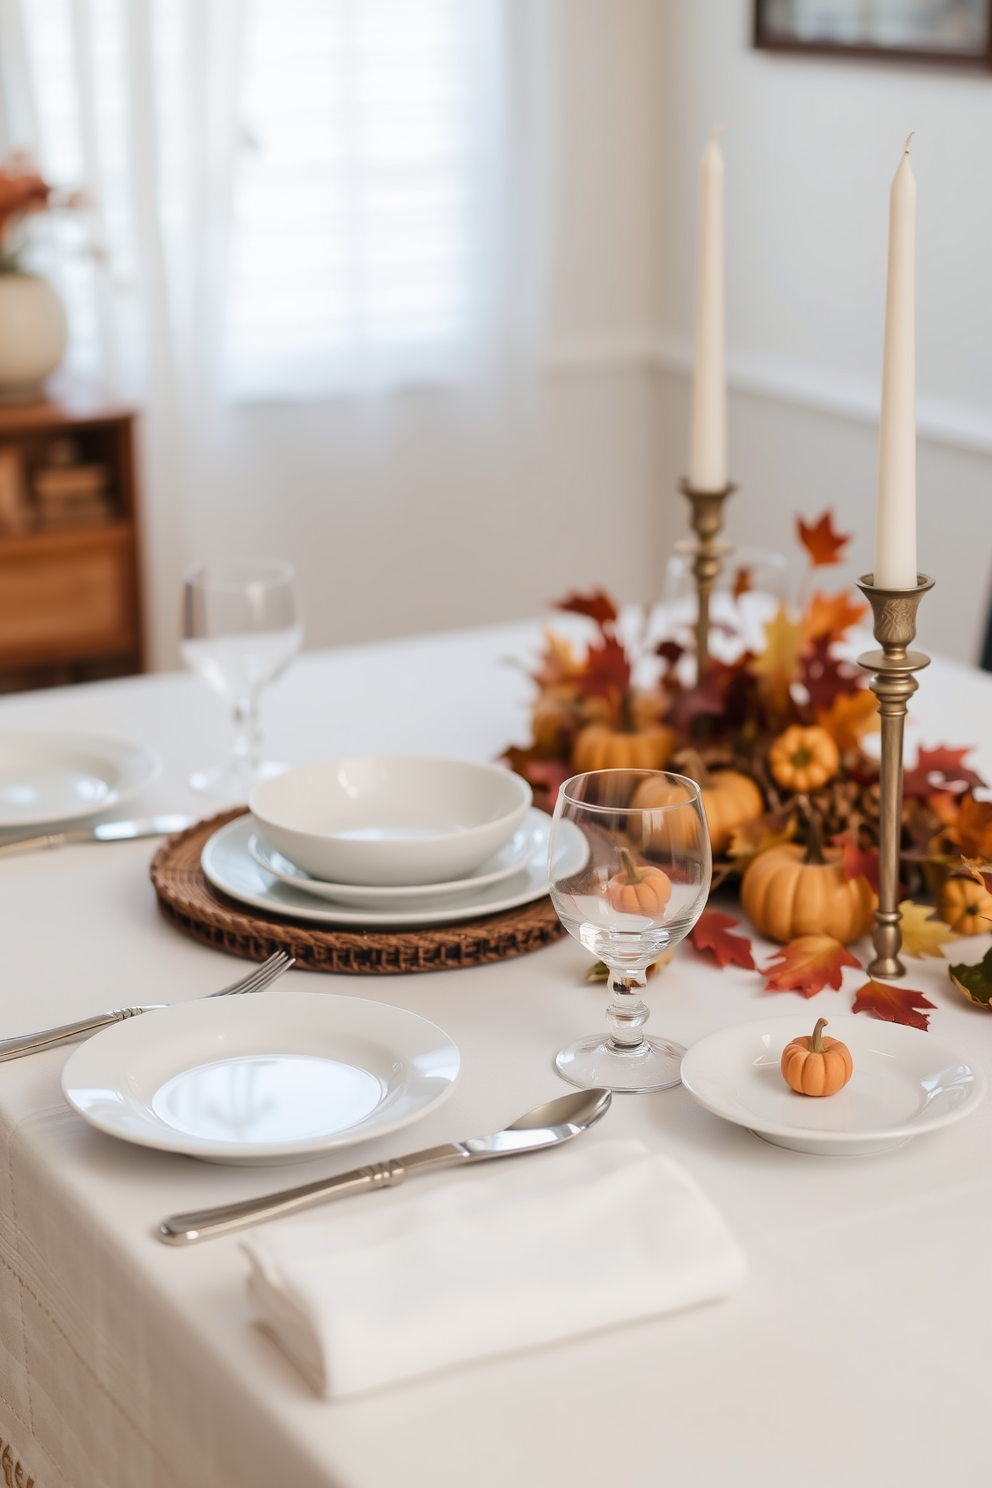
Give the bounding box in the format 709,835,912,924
201,813,584,928
248,808,544,903
680,1015,986,1156
0,731,160,829
61,992,460,1165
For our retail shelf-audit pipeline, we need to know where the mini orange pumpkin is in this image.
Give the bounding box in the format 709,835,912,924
937,875,992,936
607,848,672,916
632,752,764,857
741,840,875,944
572,721,676,774
768,724,840,793
781,1017,853,1097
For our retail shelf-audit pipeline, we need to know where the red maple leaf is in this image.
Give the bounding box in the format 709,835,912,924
761,936,862,997
690,909,755,970
518,758,572,805
832,831,881,894
852,979,936,1032
902,745,986,799
797,511,850,567
554,589,618,631
800,636,862,711
664,667,729,735
580,634,631,698
732,566,754,600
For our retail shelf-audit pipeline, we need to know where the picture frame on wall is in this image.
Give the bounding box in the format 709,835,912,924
754,0,992,68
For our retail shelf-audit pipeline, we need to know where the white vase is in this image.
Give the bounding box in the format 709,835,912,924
0,273,68,403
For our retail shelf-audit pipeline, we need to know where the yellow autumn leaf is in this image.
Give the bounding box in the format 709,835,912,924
898,899,958,960
816,688,881,751
727,815,796,869
750,604,805,705
585,947,677,982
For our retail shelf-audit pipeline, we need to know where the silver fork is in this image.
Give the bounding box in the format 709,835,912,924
0,950,295,1062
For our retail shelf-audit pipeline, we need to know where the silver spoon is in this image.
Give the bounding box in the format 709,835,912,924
157,1087,612,1246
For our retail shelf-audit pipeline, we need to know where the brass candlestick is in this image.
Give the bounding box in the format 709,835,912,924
678,479,736,684
856,573,935,979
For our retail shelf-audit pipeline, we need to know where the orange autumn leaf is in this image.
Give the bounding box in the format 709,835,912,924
815,688,880,750
805,590,867,642
797,511,850,568
762,936,862,998
948,796,992,861
852,979,936,1032
689,909,755,970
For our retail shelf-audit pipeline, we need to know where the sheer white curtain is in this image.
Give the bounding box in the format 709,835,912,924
0,0,555,663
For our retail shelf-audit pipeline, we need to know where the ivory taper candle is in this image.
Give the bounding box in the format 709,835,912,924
688,129,726,492
874,137,917,590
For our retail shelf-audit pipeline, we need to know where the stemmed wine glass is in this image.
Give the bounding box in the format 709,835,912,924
181,557,303,800
549,769,712,1092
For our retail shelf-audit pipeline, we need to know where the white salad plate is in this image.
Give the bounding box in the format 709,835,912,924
680,1015,986,1156
202,812,581,927
0,731,160,829
61,992,460,1165
247,807,545,903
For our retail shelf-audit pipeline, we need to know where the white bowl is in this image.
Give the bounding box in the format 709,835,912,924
249,756,532,886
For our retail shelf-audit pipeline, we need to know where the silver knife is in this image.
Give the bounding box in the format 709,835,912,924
157,1087,612,1246
0,814,195,858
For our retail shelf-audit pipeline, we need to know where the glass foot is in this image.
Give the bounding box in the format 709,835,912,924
555,1034,686,1093
189,760,290,803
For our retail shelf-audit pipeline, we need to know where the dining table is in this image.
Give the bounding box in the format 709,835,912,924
0,615,991,1488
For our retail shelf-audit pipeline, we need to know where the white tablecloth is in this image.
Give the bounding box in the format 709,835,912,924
0,621,991,1488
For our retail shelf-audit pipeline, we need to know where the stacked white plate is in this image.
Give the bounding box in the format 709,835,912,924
203,810,562,927
201,755,584,928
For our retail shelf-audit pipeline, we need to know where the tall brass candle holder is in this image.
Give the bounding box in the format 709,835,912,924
678,479,736,684
856,572,935,979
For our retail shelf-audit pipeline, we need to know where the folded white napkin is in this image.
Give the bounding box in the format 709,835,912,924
243,1138,746,1399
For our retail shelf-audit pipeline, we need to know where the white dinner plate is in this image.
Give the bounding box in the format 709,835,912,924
0,731,160,829
61,992,460,1165
202,813,583,927
680,1016,986,1156
247,807,545,903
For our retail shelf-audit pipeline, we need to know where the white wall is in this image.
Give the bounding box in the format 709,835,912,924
653,0,992,663
151,0,670,667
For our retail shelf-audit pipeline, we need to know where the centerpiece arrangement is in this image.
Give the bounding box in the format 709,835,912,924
502,130,991,1033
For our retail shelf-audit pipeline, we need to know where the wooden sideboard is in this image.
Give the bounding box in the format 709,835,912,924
0,388,144,692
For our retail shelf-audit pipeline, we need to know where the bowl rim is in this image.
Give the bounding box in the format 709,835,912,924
249,754,532,845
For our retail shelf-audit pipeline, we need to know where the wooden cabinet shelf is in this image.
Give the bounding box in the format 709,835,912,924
0,390,144,693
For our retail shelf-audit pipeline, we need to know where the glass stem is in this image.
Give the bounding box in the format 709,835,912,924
606,970,650,1051
232,695,261,773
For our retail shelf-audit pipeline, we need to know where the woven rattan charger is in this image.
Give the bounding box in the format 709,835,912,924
151,809,565,975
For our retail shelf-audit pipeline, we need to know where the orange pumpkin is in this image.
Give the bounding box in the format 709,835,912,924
781,1018,853,1097
607,848,672,916
741,841,875,944
768,724,840,793
572,721,676,774
937,875,992,936
632,762,763,857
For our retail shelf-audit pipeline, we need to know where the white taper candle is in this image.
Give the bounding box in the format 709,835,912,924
873,137,917,590
688,130,726,492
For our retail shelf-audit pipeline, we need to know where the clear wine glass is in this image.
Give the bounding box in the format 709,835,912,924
549,769,712,1093
181,557,303,800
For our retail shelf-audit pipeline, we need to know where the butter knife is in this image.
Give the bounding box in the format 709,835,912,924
157,1087,612,1245
0,813,195,858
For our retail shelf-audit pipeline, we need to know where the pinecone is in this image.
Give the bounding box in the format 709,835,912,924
807,775,880,842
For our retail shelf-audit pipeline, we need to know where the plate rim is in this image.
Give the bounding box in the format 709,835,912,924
60,990,461,1159
202,813,553,927
679,1014,987,1147
247,806,547,902
0,730,161,829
